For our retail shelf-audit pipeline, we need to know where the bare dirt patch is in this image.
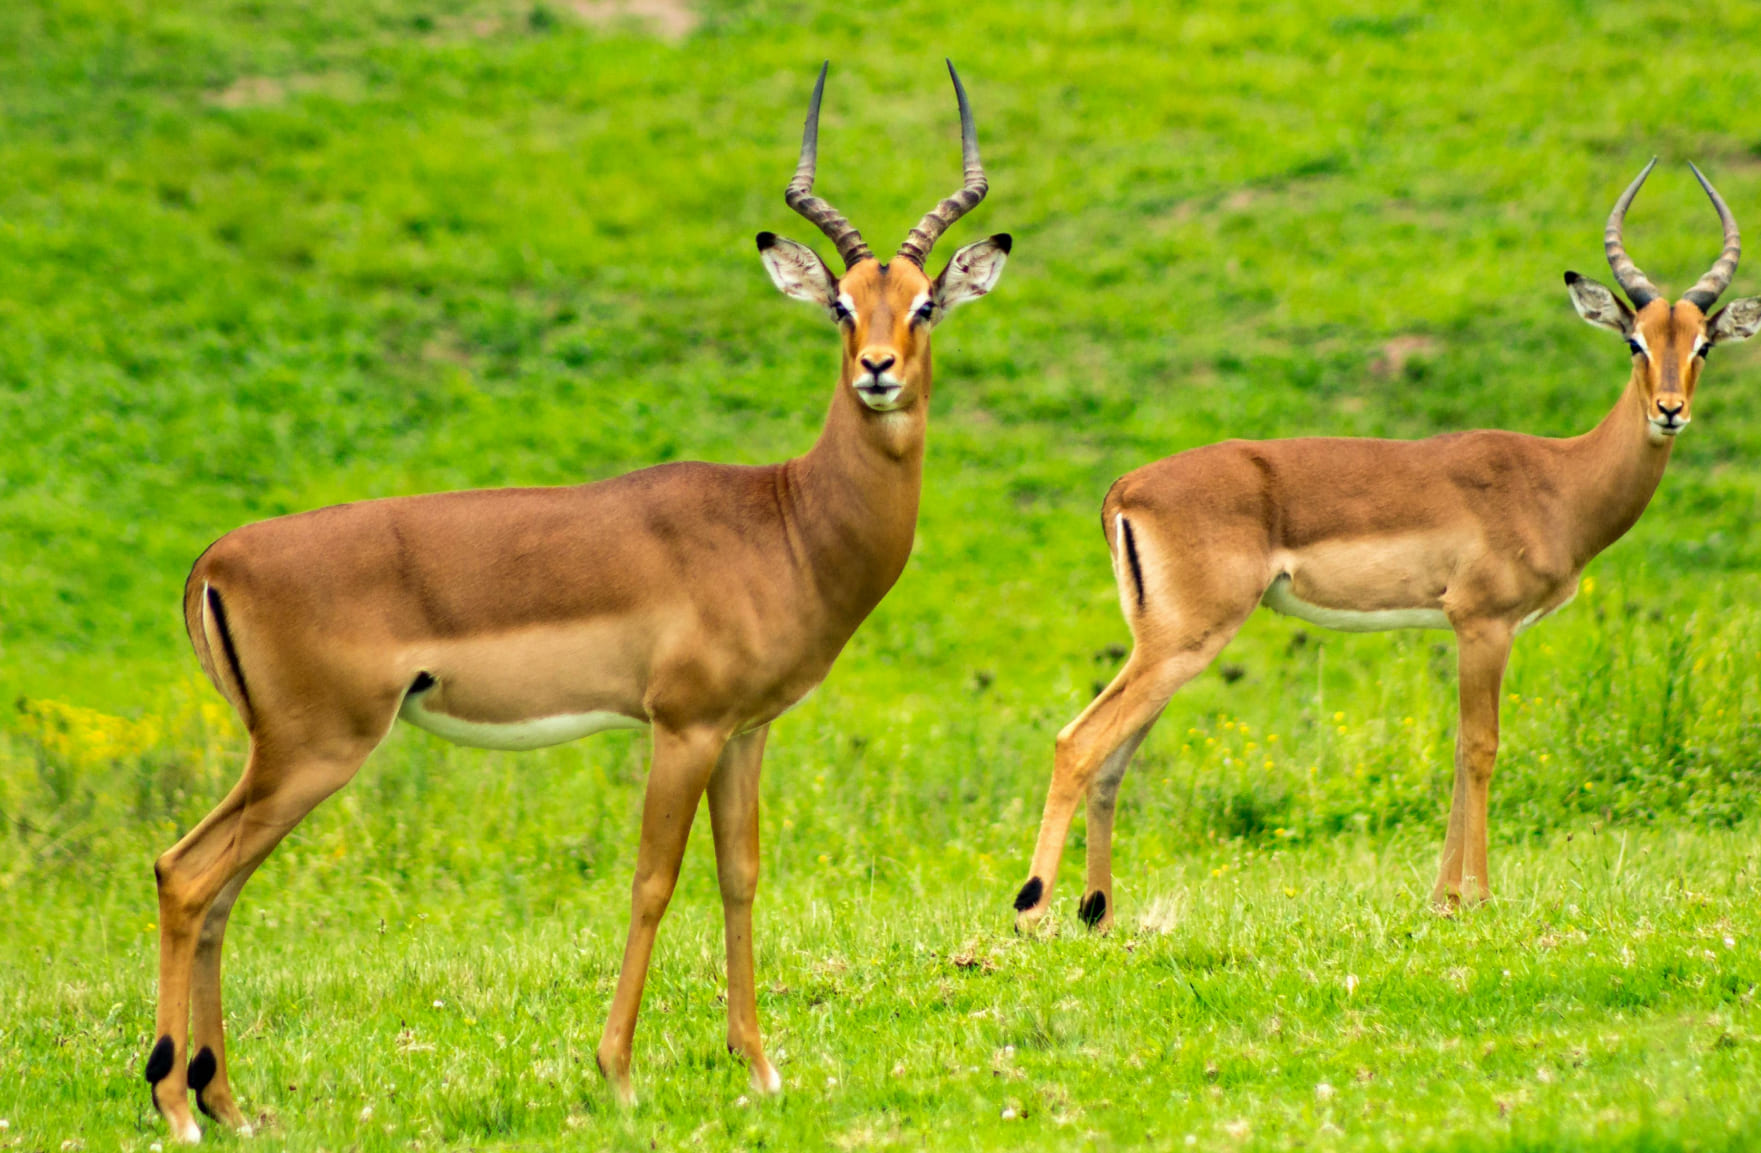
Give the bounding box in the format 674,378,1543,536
566,0,696,40
205,73,360,109
1371,334,1440,378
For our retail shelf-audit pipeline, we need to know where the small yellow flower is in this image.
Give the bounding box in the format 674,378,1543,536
1332,711,1345,722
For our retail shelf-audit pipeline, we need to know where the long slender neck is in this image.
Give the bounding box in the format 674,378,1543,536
1559,371,1673,565
780,363,929,626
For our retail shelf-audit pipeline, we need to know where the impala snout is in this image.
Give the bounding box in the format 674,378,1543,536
1652,395,1689,437
854,345,906,410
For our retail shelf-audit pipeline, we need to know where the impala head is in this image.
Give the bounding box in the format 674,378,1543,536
1567,160,1761,443
758,61,1011,414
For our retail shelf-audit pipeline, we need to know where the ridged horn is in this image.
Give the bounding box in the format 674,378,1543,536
1684,161,1740,312
785,62,873,270
1604,158,1662,310
896,60,988,268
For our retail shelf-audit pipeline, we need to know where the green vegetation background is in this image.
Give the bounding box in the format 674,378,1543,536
4,1,1761,1149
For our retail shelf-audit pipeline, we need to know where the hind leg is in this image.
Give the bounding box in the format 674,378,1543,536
185,859,265,1133
148,737,375,1142
1014,518,1267,933
1014,641,1234,932
1077,725,1152,932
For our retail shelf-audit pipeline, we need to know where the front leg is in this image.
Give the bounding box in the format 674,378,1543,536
1431,620,1512,908
707,725,781,1094
597,722,729,1105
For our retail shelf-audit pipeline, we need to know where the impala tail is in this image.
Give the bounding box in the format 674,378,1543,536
1102,481,1148,626
182,561,254,730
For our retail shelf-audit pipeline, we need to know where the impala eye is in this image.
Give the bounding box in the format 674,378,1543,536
1697,342,1711,359
1626,338,1645,356
914,302,936,323
832,301,852,324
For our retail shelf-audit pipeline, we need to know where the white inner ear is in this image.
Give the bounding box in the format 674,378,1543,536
934,240,1009,314
1711,296,1761,344
760,238,838,309
1567,277,1634,335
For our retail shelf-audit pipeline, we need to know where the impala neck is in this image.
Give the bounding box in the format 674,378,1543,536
782,361,930,625
1561,370,1674,565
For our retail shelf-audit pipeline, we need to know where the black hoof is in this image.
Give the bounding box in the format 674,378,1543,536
1078,890,1107,927
188,1046,217,1092
1013,877,1044,912
144,1035,176,1085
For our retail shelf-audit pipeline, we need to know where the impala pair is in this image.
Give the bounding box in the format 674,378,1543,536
144,63,1761,1142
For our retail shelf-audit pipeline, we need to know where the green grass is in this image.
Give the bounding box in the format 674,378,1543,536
5,0,1761,1148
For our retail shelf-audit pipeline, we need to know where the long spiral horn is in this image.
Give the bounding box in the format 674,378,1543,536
1604,158,1662,310
784,62,873,269
1683,161,1741,312
896,60,988,268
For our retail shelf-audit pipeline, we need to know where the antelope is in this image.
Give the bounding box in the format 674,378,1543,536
144,61,1010,1141
1013,161,1760,932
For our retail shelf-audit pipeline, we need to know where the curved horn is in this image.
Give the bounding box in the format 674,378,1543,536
1684,161,1741,311
785,62,872,270
896,60,989,268
1604,158,1662,310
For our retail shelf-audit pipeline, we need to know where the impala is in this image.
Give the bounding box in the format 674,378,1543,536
1013,161,1759,932
145,61,1010,1141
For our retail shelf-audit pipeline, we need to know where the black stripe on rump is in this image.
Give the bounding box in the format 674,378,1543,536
206,585,253,719
1120,516,1145,609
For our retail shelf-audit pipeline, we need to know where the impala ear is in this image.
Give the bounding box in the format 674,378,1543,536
1708,296,1761,345
757,232,839,313
1564,271,1635,336
931,233,1011,319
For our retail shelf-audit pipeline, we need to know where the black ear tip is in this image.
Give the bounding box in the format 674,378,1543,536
1564,270,1581,285
993,233,1013,253
756,231,778,251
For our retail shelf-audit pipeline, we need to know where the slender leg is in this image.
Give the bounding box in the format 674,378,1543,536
706,725,780,1094
149,741,371,1142
1078,726,1152,932
1431,621,1512,908
185,860,265,1133
596,723,729,1106
1014,642,1231,932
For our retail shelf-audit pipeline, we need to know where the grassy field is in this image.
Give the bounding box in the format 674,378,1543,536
5,0,1761,1148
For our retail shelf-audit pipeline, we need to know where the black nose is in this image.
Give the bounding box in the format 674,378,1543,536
860,353,896,375
1658,400,1683,419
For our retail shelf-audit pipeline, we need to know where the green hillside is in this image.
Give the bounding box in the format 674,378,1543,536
4,1,1761,1149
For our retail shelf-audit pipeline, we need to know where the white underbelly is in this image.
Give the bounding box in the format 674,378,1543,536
398,692,647,751
1260,574,1450,633
1515,587,1577,634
